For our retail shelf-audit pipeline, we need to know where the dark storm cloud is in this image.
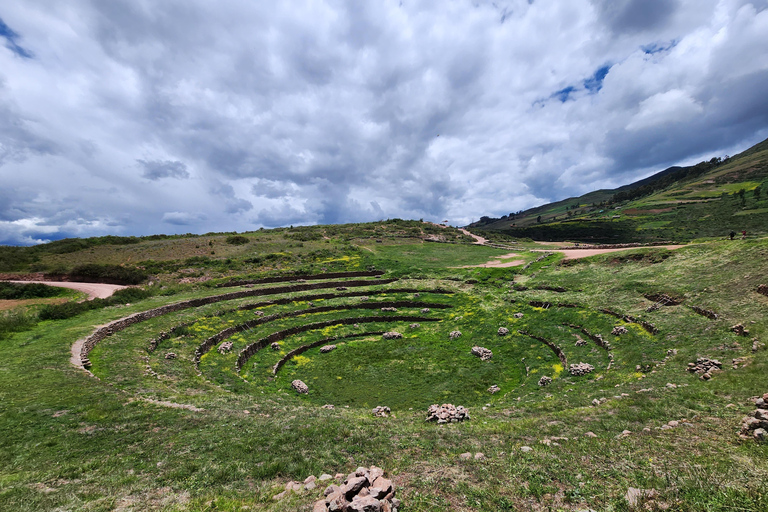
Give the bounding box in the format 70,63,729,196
137,159,190,180
593,0,679,33
1,0,768,244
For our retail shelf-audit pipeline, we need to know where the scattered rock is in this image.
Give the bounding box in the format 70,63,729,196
255,310,265,317
488,384,501,394
538,376,552,387
164,352,177,359
409,323,420,329
474,452,485,460
513,313,524,319
217,341,233,354
739,393,768,443
753,338,765,352
449,330,462,340
382,332,403,340
756,284,768,297
611,326,628,336
731,324,750,336
687,357,722,377
584,431,597,438
322,404,334,409
498,327,509,336
314,466,398,512
426,403,470,423
319,474,333,481
372,406,391,417
271,342,281,351
320,345,337,354
625,487,659,509
381,307,398,312
471,346,493,361
459,452,472,460
569,362,594,376
520,446,533,453
732,357,747,369
291,380,309,394
420,308,430,313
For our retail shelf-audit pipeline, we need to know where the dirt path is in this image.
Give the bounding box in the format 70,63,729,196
533,245,686,260
453,252,526,268
458,228,487,245
2,280,127,300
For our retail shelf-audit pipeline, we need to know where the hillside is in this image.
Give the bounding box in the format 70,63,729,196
471,136,768,243
0,225,766,511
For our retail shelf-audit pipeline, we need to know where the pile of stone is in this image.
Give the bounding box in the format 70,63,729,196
371,406,390,417
687,357,722,379
538,376,552,387
271,342,281,350
319,344,336,353
498,327,509,336
513,312,524,318
382,331,403,340
449,330,462,340
739,393,768,443
314,466,399,512
217,341,233,354
336,286,348,291
731,324,750,336
164,352,177,360
420,308,430,313
757,284,768,297
754,338,766,352
381,307,398,312
574,335,587,347
488,385,501,394
255,310,265,317
426,403,470,423
409,323,420,329
569,362,594,376
471,346,493,361
291,380,309,394
611,326,628,336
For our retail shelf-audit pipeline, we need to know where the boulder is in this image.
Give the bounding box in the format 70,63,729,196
471,346,493,361
320,344,337,353
291,380,309,394
382,332,403,340
498,327,509,336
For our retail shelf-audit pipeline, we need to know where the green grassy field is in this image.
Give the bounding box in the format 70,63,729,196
0,230,767,511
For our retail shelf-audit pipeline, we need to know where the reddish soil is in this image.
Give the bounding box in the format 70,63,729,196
2,280,126,300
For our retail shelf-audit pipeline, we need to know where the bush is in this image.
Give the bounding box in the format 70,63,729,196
0,282,67,300
65,264,147,285
226,235,250,245
0,310,37,339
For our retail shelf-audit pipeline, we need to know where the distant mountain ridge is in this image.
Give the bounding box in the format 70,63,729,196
470,136,768,243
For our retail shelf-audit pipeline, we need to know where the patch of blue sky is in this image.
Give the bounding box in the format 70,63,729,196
0,17,33,59
641,39,678,55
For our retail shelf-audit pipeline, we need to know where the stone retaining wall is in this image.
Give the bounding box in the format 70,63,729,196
217,270,386,288
517,329,568,367
194,301,451,367
236,316,438,371
271,332,385,375
77,278,397,366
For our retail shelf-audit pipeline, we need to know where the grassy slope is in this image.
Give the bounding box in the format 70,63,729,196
0,233,766,511
475,137,768,243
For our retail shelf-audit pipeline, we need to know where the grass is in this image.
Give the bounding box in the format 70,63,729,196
0,231,766,511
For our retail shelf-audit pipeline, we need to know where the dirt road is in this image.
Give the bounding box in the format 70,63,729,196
3,280,127,300
458,228,487,245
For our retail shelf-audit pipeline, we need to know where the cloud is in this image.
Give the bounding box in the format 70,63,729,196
137,159,190,180
0,0,767,241
0,16,33,58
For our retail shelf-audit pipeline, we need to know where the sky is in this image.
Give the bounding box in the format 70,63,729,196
1,0,768,245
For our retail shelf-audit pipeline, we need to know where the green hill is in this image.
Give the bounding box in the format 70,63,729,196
471,137,768,243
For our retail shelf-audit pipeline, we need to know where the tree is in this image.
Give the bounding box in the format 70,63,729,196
754,186,762,201
536,215,542,223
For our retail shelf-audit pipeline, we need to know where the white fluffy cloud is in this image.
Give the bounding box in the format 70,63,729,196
1,0,767,244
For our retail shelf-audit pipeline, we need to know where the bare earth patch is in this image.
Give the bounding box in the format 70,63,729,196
453,252,526,268
2,280,127,299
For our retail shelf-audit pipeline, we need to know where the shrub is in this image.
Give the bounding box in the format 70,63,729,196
0,282,67,300
66,264,147,285
226,235,250,245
